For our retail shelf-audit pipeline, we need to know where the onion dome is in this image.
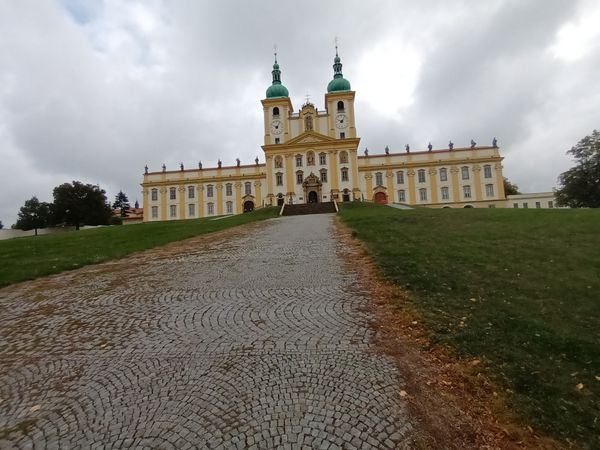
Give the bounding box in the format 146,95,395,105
327,47,351,93
266,54,289,98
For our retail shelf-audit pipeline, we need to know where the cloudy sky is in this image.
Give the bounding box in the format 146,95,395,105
1,0,599,225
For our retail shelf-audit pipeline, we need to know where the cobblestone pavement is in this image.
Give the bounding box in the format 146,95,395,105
0,214,412,449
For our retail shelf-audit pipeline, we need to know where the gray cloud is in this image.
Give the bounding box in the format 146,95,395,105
1,0,598,225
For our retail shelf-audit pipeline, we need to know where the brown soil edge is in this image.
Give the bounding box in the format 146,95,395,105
335,217,567,450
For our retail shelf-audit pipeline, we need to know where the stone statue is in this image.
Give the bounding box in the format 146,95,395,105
385,145,390,155
144,165,148,174
492,137,498,147
198,160,202,169
255,156,259,165
236,158,241,167
218,159,222,168
405,144,410,153
428,142,433,152
471,139,476,148
162,163,166,172
180,162,184,171
364,148,369,156
448,141,454,150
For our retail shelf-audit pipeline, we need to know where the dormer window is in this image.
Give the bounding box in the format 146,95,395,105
337,101,345,112
273,107,280,117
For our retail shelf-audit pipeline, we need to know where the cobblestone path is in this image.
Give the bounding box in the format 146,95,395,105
0,214,412,449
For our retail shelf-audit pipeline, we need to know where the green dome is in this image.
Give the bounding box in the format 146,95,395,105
266,55,289,98
266,83,289,98
327,77,351,93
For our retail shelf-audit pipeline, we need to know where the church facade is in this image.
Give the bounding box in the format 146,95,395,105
141,51,506,222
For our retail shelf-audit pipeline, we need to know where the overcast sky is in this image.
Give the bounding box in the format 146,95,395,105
1,0,599,225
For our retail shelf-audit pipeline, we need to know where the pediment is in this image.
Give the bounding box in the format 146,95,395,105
286,132,336,146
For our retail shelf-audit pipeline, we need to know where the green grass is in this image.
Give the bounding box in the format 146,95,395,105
0,208,279,288
339,202,600,448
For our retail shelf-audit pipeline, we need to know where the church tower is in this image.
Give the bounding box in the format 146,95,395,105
324,47,357,140
261,54,293,146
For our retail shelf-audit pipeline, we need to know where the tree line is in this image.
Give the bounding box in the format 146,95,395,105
13,181,132,235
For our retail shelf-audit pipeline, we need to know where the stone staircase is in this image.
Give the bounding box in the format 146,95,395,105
281,202,337,216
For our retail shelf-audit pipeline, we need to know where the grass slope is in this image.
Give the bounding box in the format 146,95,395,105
0,208,279,288
339,202,599,448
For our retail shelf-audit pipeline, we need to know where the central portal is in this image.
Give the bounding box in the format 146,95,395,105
308,191,318,203
302,173,322,205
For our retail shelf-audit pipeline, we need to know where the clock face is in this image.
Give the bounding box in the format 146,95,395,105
271,120,283,135
335,114,348,129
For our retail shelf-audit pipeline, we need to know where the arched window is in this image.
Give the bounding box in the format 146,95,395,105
151,188,158,201
337,101,345,112
439,168,448,182
375,172,384,186
461,166,470,180
244,182,252,195
417,169,426,183
273,106,280,117
169,187,176,200
483,164,492,178
307,151,315,166
396,171,404,184
339,151,348,164
319,153,327,165
274,155,283,168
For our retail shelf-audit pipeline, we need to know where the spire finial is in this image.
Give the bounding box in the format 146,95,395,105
273,43,278,63
334,36,339,56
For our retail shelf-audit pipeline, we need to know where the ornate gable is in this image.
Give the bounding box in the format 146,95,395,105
285,131,336,146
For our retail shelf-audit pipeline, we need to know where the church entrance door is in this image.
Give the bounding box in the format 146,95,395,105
243,201,255,212
308,191,318,204
374,192,388,204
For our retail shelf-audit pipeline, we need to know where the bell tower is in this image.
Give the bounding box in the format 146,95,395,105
261,51,293,146
325,45,356,139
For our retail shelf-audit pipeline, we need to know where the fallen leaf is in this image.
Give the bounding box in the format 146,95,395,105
30,404,41,412
469,298,477,302
399,390,408,397
576,383,584,390
471,359,481,366
595,375,600,381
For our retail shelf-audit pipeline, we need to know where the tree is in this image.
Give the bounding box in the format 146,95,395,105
555,130,600,208
15,196,52,235
52,181,112,230
112,190,130,217
0,220,3,230
503,178,521,195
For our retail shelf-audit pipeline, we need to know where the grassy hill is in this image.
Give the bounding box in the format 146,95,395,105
339,202,599,448
0,208,279,288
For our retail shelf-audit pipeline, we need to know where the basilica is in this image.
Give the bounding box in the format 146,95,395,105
141,51,507,221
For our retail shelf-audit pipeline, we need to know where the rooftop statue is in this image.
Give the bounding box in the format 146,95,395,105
492,137,498,147
385,145,390,155
198,161,202,169
405,144,410,153
144,165,148,174
364,148,369,156
218,159,222,168
428,142,433,152
448,141,454,150
471,139,476,148
255,156,259,165
236,158,241,167
162,163,166,172
180,162,184,171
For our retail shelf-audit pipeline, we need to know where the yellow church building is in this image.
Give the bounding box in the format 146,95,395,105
141,51,507,221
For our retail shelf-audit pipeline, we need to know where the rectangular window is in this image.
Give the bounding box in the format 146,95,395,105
319,154,326,165
463,185,472,199
226,202,233,214
320,171,327,183
484,165,492,178
523,202,528,209
276,173,283,186
188,204,195,216
151,189,158,201
535,201,541,208
207,185,213,197
441,186,449,200
245,182,252,195
296,156,302,167
169,205,177,218
419,189,427,201
296,173,303,184
396,171,404,184
341,169,349,182
188,186,195,199
275,137,280,144
548,201,554,208
488,204,496,208
340,132,346,139
398,190,406,202
461,166,470,180
439,169,448,182
226,184,232,196
418,170,426,183
169,188,176,200
151,206,158,218
375,172,383,186
207,203,214,215
485,184,494,197
513,203,519,208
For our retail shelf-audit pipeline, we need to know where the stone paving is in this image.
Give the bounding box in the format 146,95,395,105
0,214,412,449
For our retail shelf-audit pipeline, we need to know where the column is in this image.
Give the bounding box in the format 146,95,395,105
450,166,460,202
407,170,416,204
429,168,439,204
473,165,483,201
216,183,224,215
160,187,167,220
179,185,186,219
197,185,204,218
